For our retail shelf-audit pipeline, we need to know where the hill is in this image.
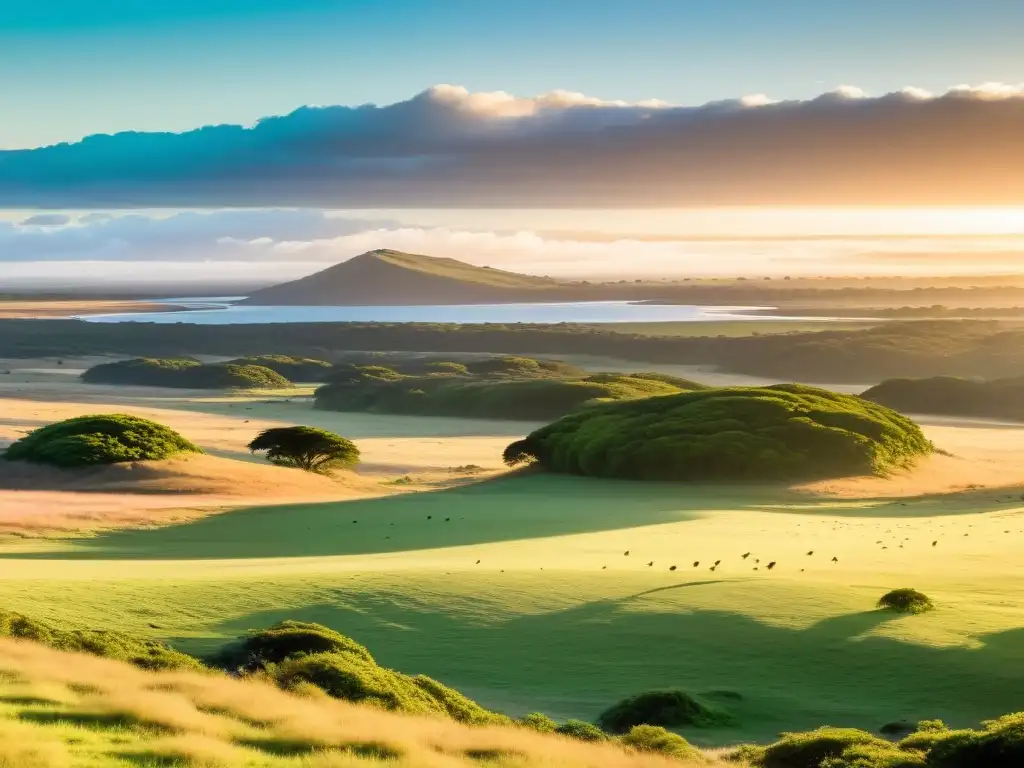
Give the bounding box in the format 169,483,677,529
863,376,1024,421
504,384,933,481
242,249,563,305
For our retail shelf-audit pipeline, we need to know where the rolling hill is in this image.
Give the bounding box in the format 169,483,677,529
242,249,563,305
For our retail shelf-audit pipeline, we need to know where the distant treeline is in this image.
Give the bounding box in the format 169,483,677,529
5,318,1024,383
863,376,1024,421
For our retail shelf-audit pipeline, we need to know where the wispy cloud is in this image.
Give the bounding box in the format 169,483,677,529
3,83,1024,208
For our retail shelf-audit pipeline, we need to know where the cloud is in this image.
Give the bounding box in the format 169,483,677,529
19,213,70,226
3,83,1024,207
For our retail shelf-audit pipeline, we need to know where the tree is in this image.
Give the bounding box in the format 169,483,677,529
247,426,359,473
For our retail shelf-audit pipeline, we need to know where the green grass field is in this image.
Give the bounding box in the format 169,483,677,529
1,466,1023,746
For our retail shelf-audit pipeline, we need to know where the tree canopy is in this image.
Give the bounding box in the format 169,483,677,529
3,413,201,468
247,426,360,473
82,358,292,389
504,384,933,482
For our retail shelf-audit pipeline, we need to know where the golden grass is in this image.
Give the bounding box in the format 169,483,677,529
0,638,732,768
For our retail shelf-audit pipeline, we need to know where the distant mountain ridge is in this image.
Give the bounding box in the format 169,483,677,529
242,249,563,306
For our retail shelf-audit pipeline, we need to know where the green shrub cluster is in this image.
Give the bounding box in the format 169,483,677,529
739,716,1024,768
620,725,701,760
228,355,334,381
863,375,1024,421
0,609,202,672
315,365,702,421
220,621,507,725
877,589,934,615
82,357,292,389
504,384,933,481
598,690,732,733
3,413,201,467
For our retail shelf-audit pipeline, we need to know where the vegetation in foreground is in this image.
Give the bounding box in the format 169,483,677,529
504,384,933,481
862,375,1024,421
81,357,292,389
0,637,724,768
247,426,360,474
315,359,707,421
2,413,201,468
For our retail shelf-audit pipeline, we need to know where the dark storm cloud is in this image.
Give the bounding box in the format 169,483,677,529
2,83,1023,208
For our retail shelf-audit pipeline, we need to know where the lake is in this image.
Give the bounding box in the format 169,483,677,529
74,299,837,325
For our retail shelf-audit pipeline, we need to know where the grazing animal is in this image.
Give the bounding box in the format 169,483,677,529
755,559,760,564
741,552,751,559
647,561,654,567
445,518,450,522
832,557,839,562
714,560,721,566
693,561,700,567
602,566,607,569
753,567,759,571
710,565,717,572
669,565,677,571
933,541,938,546
766,562,776,570
427,515,432,520
624,551,630,556
806,551,814,556
476,560,481,564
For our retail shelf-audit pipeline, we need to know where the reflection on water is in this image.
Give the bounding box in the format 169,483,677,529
75,299,843,326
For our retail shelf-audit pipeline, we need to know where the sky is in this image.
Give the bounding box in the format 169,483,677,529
4,0,1024,149
1,1,1024,285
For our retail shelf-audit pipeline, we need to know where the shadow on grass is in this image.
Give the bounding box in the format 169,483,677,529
203,593,1024,746
18,708,173,733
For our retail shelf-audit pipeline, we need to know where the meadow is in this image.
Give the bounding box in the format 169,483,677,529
0,360,1023,757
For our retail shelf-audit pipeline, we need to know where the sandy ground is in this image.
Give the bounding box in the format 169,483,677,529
0,300,175,319
2,357,1024,534
0,359,529,533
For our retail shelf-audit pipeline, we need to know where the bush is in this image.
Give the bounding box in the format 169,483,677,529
274,652,505,725
229,355,334,381
315,370,693,421
464,356,585,378
504,384,933,481
248,426,360,473
752,727,897,768
620,725,700,760
925,712,1024,767
81,357,292,389
598,690,732,733
520,712,558,733
3,413,201,467
0,609,202,672
877,589,934,615
217,620,374,671
555,720,608,742
862,376,1024,421
221,621,505,725
819,744,926,767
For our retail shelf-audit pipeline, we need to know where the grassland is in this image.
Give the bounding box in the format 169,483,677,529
2,363,1024,751
588,320,875,337
0,638,727,767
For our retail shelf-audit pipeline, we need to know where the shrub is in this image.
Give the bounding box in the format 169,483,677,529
504,384,933,481
754,727,896,768
862,376,1024,421
819,743,926,767
0,609,202,672
217,620,374,671
620,725,701,759
3,413,201,467
247,426,360,473
464,356,584,378
877,589,934,615
315,370,692,421
925,712,1024,768
555,720,608,742
273,652,505,725
229,355,333,381
598,690,732,733
520,712,558,733
221,620,505,725
81,357,291,389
